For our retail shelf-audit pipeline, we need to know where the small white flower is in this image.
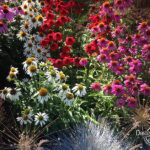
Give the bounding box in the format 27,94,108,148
45,70,59,83
20,22,32,32
17,30,28,41
72,84,86,97
27,65,38,77
35,112,48,127
58,84,70,96
29,17,38,28
23,58,37,70
36,88,50,104
17,114,32,125
0,87,9,100
7,88,22,101
10,67,18,74
62,92,74,106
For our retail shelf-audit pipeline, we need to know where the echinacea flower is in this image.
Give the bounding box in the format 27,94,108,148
36,88,50,104
103,84,112,95
7,88,21,101
17,114,32,125
116,98,125,108
91,82,101,91
10,67,18,74
137,22,148,31
79,58,88,67
65,37,75,45
0,87,9,100
140,84,150,96
72,84,86,97
14,6,24,15
112,84,125,96
17,30,27,41
45,70,59,82
62,92,74,106
35,112,48,127
27,65,38,76
7,72,17,80
126,97,138,108
0,22,8,34
23,58,37,70
58,84,70,96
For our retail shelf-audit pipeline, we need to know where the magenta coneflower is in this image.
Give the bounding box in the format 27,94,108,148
112,84,125,96
0,5,15,21
116,98,125,108
126,97,138,108
113,12,121,22
116,66,125,75
91,82,101,91
137,22,148,31
0,21,8,34
140,83,150,96
108,60,119,71
14,6,24,15
109,52,119,61
79,58,88,67
103,84,112,95
131,84,139,96
97,38,108,48
107,41,116,50
97,54,108,63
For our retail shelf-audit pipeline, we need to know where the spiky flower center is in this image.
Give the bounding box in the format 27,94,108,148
40,1,45,6
30,57,35,61
20,31,26,37
23,4,28,9
37,15,43,22
144,86,150,92
78,84,83,91
10,89,17,95
112,61,117,66
0,22,3,27
94,83,99,88
133,85,138,91
62,84,68,90
9,73,16,79
29,65,37,73
24,23,29,29
10,68,16,72
81,58,86,62
106,84,112,90
39,88,48,96
30,36,35,41
99,22,104,28
116,87,121,92
141,22,147,28
31,18,36,23
129,98,136,104
66,93,74,100
51,71,56,77
49,66,54,70
38,115,44,121
104,1,110,8
37,48,42,53
22,115,28,120
28,43,33,47
25,59,32,65
2,89,8,94
108,41,114,47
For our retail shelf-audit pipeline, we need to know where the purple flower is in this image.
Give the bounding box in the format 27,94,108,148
111,28,121,38
0,5,15,22
108,60,119,71
137,22,148,31
98,22,106,32
126,97,138,108
109,52,119,61
129,59,142,74
112,84,125,96
113,12,121,22
14,6,24,15
97,54,108,63
131,84,139,96
143,27,150,40
91,82,101,91
0,21,8,34
103,84,112,95
97,38,108,48
107,41,116,50
79,58,88,67
116,98,125,108
116,66,125,75
140,83,150,96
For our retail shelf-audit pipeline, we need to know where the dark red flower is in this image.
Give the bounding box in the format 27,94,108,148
55,19,64,27
62,45,70,52
46,12,55,20
73,57,81,67
41,39,49,47
50,43,59,51
47,33,54,42
60,51,70,58
65,37,75,45
54,59,63,68
53,32,62,41
63,57,73,66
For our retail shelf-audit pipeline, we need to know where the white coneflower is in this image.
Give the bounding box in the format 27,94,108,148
35,112,48,127
17,114,32,125
58,84,70,96
57,72,67,81
17,30,28,41
10,67,18,74
42,51,50,61
23,58,37,70
45,70,59,82
36,88,50,104
22,3,28,11
24,40,35,51
72,84,86,97
37,15,44,26
0,87,9,100
23,49,32,58
7,72,17,81
29,17,38,28
27,65,38,76
21,22,32,32
36,32,45,41
7,88,22,101
62,92,74,106
34,47,43,59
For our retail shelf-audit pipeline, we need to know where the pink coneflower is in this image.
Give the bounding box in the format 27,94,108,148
112,84,125,96
143,27,150,40
131,84,139,96
137,22,148,31
97,22,106,32
0,21,8,34
140,83,150,96
103,84,112,94
113,12,121,22
129,59,142,74
97,54,108,63
14,6,24,15
79,58,88,67
102,1,111,13
91,82,101,91
0,5,15,21
90,26,100,33
100,47,109,55
114,0,123,7
126,97,138,108
107,41,116,50
108,60,119,71
97,38,108,48
111,28,121,38
112,79,121,85
109,52,119,61
116,98,125,108
116,66,125,75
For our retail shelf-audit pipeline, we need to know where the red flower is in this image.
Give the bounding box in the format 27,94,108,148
60,51,70,58
50,43,59,51
54,59,63,68
63,57,73,66
55,19,63,27
53,32,62,41
47,33,54,42
73,57,81,67
65,37,75,45
62,45,70,52
41,39,49,47
46,12,55,20
59,16,68,23
60,9,69,16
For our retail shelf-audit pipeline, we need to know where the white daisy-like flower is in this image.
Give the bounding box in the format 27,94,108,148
35,32,45,41
0,87,9,100
17,114,32,125
10,67,18,74
23,49,32,58
36,88,50,104
57,72,67,81
24,40,36,51
72,84,86,97
7,88,22,101
62,92,74,106
45,70,59,83
29,17,38,28
17,30,28,41
23,58,37,70
20,22,32,32
22,3,29,11
42,51,50,61
34,47,43,59
58,84,70,96
7,72,17,81
27,65,38,76
35,112,48,127
37,15,44,26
